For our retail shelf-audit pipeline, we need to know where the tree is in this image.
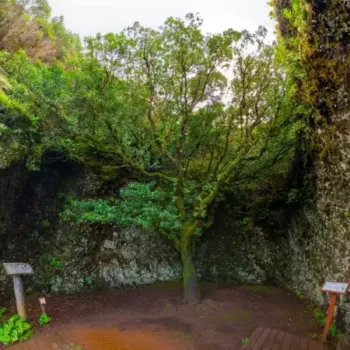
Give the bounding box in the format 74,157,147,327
16,0,52,19
0,0,80,63
62,15,300,304
0,47,86,169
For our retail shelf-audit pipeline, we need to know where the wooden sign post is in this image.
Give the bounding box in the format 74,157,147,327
3,263,34,319
321,281,349,341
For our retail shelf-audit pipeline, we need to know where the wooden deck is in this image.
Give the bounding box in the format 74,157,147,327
242,328,328,350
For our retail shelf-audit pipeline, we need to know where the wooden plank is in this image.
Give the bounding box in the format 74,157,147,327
271,331,286,350
252,328,271,349
300,336,308,349
280,332,292,350
240,328,327,350
337,338,346,350
308,338,325,350
262,329,278,349
244,328,264,349
290,334,302,350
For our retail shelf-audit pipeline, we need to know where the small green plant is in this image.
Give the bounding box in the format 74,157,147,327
241,337,249,345
39,313,52,326
0,315,33,346
48,256,63,268
295,290,305,300
314,308,326,326
314,308,342,340
84,276,94,287
39,255,65,291
41,219,50,228
26,286,34,294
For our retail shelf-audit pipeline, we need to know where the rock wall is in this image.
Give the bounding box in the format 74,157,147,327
0,158,273,299
0,159,182,297
0,164,28,293
3,144,350,332
278,115,350,330
42,224,181,294
197,207,277,284
270,0,350,332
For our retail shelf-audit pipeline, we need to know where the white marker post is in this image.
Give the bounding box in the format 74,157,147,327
39,297,47,314
3,263,34,319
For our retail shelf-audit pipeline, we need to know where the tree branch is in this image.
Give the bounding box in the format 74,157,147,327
104,119,176,183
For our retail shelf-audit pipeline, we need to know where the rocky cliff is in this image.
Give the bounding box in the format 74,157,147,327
271,0,350,331
0,158,270,299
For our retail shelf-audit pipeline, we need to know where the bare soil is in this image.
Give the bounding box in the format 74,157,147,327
3,282,326,349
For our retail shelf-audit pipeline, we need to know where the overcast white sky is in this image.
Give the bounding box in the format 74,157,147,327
48,0,275,40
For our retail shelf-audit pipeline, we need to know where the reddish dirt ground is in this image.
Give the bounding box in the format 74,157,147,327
2,282,327,349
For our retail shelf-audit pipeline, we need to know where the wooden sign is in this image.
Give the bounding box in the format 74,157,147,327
3,263,34,276
321,281,349,341
321,282,349,295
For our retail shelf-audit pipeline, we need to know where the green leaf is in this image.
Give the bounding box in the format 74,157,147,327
10,330,18,342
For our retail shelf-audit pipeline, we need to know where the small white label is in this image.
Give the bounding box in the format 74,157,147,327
322,282,349,294
39,298,47,305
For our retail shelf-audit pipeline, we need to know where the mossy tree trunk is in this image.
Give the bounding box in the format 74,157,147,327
180,220,201,304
